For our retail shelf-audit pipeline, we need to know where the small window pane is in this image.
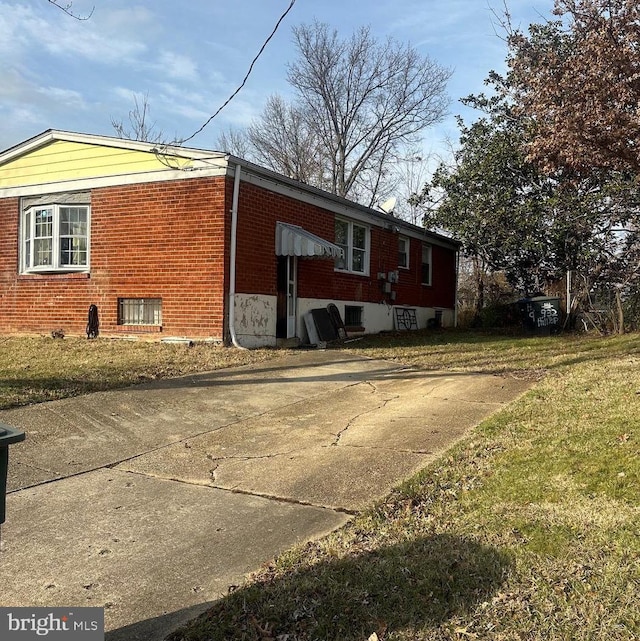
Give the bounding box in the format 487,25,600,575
335,220,348,245
352,224,366,250
352,248,365,272
34,238,53,266
60,237,87,266
35,209,53,238
60,207,87,236
24,210,32,269
335,220,349,270
398,237,409,268
422,245,432,285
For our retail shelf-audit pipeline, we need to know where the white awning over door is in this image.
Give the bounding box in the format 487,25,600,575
275,221,343,259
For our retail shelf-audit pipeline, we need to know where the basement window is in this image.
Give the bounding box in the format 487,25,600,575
118,298,162,326
344,305,363,328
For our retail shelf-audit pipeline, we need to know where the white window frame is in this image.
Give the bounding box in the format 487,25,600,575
421,244,432,286
334,217,370,275
20,204,90,273
398,236,410,269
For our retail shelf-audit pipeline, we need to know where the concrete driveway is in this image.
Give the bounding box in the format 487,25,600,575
0,350,531,640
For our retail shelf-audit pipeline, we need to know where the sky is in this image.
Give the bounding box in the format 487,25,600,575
0,0,556,162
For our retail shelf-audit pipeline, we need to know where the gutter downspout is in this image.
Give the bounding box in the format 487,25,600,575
454,248,460,328
229,162,247,349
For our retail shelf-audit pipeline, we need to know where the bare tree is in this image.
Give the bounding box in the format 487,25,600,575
392,152,433,225
47,0,93,20
111,93,166,144
245,95,328,186
227,23,451,207
286,23,451,206
215,98,326,186
216,127,251,158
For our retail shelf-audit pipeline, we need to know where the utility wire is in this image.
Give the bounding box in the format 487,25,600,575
177,0,296,146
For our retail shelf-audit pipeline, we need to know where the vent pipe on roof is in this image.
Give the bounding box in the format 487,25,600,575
228,163,247,349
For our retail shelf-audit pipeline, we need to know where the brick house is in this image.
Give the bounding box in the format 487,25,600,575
0,130,460,347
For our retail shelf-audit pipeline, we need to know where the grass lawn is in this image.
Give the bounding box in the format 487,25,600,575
0,336,288,410
1,331,638,639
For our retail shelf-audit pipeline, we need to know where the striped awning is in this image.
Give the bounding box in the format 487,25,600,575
275,222,344,260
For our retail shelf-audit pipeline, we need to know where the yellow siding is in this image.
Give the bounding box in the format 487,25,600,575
0,140,194,188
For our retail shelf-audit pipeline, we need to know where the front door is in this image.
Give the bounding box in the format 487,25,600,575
276,256,297,339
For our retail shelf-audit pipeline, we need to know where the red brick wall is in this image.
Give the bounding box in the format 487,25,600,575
394,238,457,309
0,172,456,338
234,180,457,308
0,177,230,338
234,181,336,297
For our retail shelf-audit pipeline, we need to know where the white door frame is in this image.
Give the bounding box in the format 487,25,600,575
286,256,297,338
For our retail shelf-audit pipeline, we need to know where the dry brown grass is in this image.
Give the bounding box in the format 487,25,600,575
2,331,638,639
0,336,288,409
168,331,640,641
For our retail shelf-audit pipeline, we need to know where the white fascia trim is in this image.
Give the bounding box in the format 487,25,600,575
0,165,229,199
238,168,457,250
0,129,225,166
46,131,220,158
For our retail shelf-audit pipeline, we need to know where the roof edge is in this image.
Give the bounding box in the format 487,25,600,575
0,129,227,166
227,155,461,248
1,130,460,249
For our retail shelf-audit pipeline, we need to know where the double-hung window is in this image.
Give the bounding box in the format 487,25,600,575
335,218,370,275
21,202,90,273
421,244,432,285
398,236,410,269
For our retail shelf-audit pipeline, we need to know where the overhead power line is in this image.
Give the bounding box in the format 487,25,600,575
177,0,296,146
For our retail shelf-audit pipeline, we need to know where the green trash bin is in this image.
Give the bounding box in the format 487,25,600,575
0,424,25,525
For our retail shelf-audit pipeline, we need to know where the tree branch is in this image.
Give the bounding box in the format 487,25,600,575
47,0,94,20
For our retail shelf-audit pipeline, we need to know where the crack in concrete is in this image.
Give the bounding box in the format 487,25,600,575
330,391,400,446
323,443,434,455
205,451,295,464
118,469,359,515
331,418,356,446
221,485,360,516
205,452,294,483
10,460,58,475
427,397,505,406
